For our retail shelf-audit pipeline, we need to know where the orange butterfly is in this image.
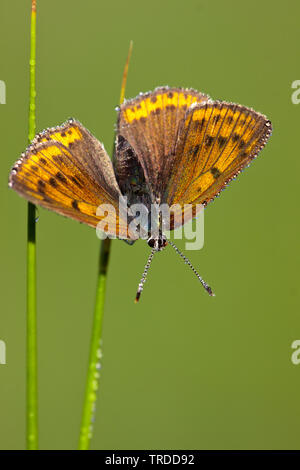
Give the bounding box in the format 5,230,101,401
9,87,272,301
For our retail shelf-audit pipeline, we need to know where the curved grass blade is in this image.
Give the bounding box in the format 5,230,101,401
78,41,133,450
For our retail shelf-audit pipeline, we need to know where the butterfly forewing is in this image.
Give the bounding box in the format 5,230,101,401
9,120,137,239
117,87,209,198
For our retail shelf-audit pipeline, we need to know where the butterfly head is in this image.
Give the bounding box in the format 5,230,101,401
147,234,167,252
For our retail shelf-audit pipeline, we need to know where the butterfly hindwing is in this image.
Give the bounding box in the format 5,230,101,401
164,101,272,212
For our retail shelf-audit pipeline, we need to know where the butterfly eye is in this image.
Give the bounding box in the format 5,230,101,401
158,237,167,249
147,238,155,248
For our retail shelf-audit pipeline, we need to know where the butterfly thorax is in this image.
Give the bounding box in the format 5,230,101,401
114,135,153,205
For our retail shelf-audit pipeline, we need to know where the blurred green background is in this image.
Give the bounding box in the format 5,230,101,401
0,0,299,450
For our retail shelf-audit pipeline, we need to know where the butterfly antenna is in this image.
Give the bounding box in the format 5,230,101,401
168,240,215,297
135,248,156,303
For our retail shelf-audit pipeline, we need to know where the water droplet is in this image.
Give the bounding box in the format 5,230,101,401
96,348,102,359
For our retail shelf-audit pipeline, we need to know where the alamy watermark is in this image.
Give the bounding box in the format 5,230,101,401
0,80,6,104
95,198,205,251
291,80,300,104
0,340,6,365
291,340,300,365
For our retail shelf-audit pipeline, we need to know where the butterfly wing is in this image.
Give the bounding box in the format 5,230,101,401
117,87,209,199
9,119,137,240
163,101,272,227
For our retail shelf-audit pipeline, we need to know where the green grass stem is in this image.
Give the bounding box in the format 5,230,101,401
26,0,38,450
78,41,133,450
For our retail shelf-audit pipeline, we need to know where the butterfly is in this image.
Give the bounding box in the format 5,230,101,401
9,87,272,301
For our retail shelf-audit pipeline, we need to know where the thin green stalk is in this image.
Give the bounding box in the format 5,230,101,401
78,41,133,450
26,0,38,450
78,238,111,449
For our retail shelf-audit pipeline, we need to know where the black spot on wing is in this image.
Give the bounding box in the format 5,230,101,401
218,136,227,148
37,180,45,193
71,176,83,188
56,171,67,184
49,177,57,187
72,200,80,210
211,167,221,179
205,135,214,147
